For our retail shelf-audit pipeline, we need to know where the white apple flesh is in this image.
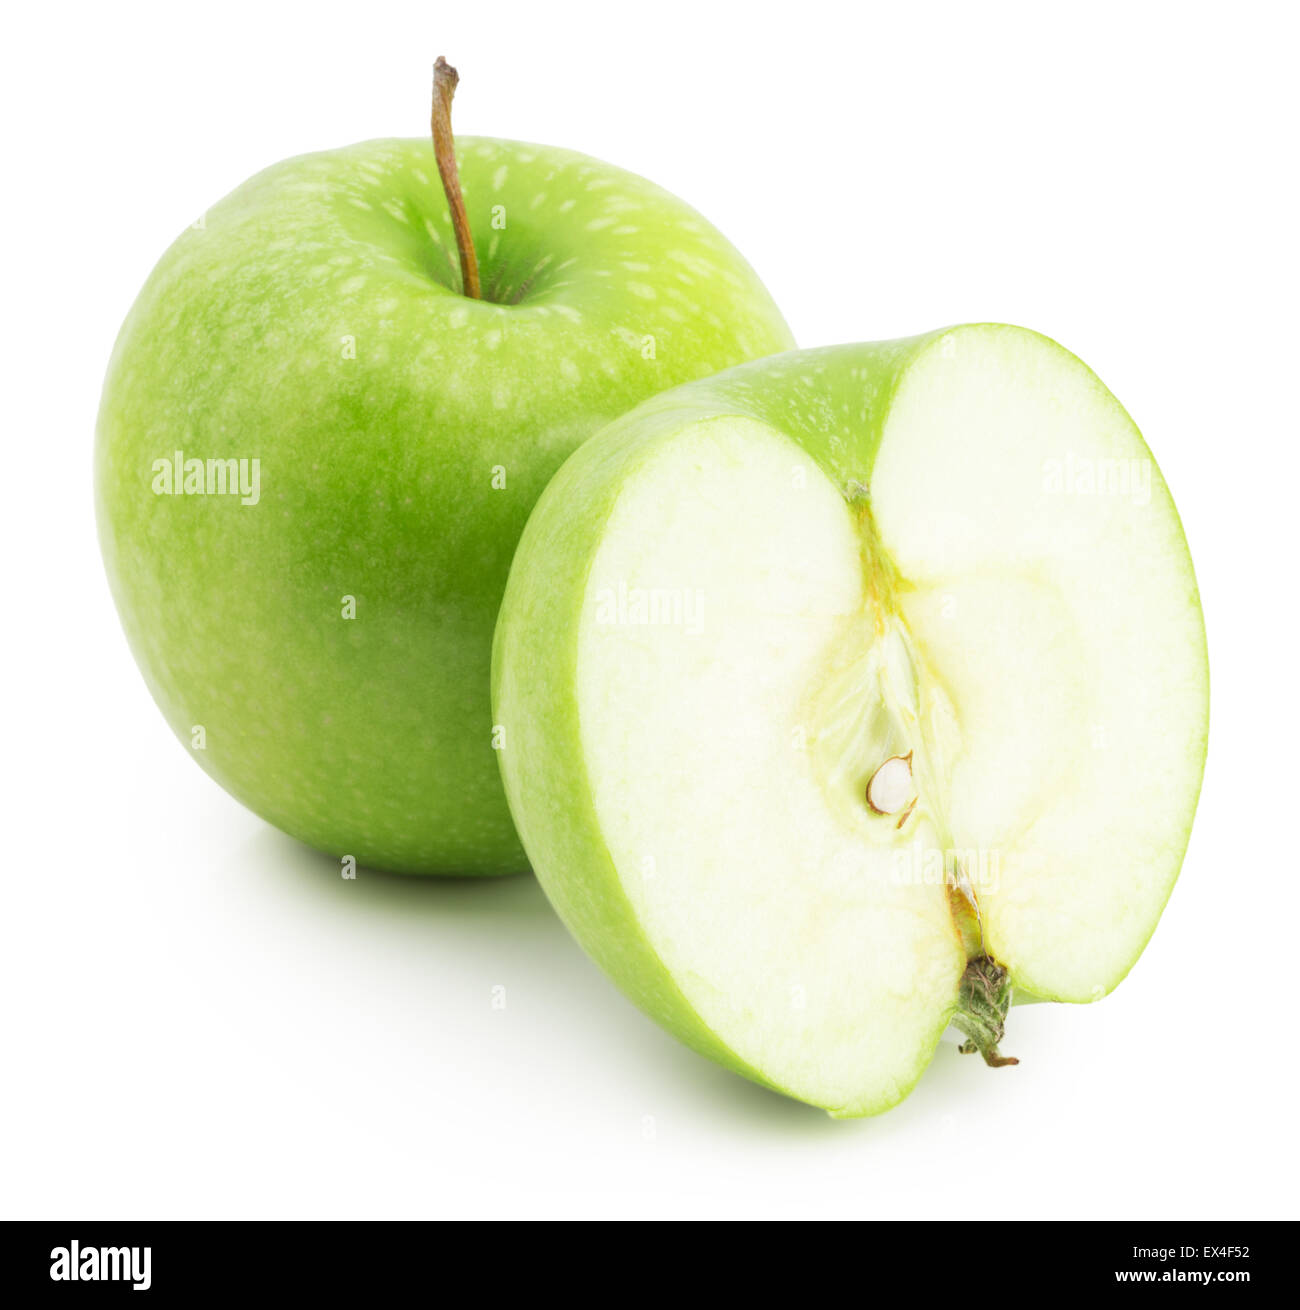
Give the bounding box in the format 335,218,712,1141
493,324,1208,1116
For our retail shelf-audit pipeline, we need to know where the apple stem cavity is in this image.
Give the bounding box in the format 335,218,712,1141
432,56,482,300
952,955,1020,1069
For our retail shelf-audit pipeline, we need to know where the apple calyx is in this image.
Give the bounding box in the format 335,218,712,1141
952,955,1019,1068
431,56,481,300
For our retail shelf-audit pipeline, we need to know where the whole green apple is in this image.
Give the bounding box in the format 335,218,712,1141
97,99,793,873
492,325,1208,1114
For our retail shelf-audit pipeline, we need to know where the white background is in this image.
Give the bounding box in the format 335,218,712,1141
3,0,1297,1219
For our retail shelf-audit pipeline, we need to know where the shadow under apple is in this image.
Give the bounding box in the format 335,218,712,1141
238,825,1028,1137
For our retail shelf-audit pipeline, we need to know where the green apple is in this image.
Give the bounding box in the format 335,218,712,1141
492,324,1208,1115
96,89,793,874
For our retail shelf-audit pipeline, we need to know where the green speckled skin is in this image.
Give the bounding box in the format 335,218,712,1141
96,136,793,874
492,339,940,1104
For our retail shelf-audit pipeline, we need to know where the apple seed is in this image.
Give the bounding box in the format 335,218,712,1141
866,752,914,815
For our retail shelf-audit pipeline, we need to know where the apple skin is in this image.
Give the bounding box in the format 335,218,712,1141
491,328,1209,1110
96,136,793,874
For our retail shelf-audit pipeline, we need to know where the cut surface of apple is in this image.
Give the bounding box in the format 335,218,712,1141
493,325,1207,1116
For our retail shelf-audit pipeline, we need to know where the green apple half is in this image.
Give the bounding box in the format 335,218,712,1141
96,135,792,874
493,325,1208,1116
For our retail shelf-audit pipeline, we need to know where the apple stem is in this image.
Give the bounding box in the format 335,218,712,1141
431,56,482,300
952,956,1020,1069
